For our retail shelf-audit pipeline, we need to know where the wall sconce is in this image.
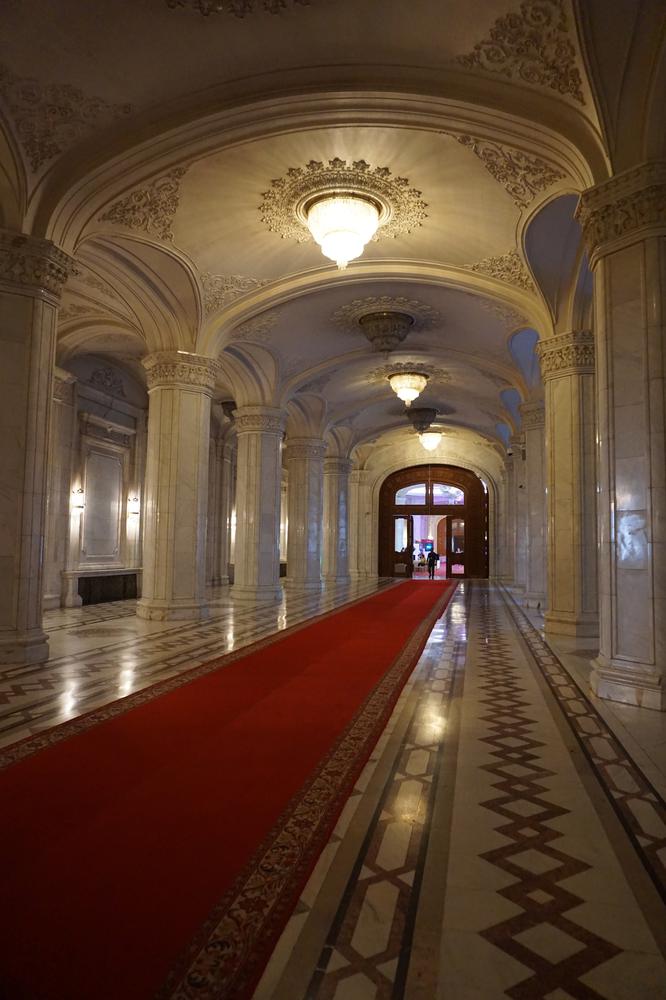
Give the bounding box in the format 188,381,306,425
71,488,85,510
127,496,141,516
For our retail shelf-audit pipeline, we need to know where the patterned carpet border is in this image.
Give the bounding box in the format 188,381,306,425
499,586,666,904
0,583,403,771
159,585,456,1000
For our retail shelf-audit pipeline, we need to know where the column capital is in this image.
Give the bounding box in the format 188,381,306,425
576,161,666,266
324,457,353,476
285,437,327,462
0,229,75,301
142,351,220,393
536,330,594,380
233,405,286,436
520,401,545,430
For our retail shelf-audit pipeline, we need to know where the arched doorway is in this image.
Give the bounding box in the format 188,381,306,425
378,464,489,579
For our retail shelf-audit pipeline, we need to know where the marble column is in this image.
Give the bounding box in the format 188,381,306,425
349,469,372,579
231,405,285,602
43,368,77,610
322,457,352,583
217,436,234,587
511,433,528,593
537,331,598,637
0,231,73,664
502,452,516,583
520,402,547,608
577,162,666,708
137,351,218,621
285,437,326,591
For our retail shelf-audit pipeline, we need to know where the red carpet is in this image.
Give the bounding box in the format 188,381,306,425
0,581,455,1000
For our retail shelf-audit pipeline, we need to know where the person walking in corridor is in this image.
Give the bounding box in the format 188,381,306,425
427,550,439,579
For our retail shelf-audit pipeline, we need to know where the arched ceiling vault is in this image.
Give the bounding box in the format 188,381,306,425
4,0,658,466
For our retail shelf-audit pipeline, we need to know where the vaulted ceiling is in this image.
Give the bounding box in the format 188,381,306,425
2,0,663,486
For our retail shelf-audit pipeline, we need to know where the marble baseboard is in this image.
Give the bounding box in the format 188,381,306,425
591,658,665,711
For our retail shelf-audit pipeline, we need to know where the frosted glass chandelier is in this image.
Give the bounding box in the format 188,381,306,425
419,431,442,451
305,194,380,269
388,372,428,406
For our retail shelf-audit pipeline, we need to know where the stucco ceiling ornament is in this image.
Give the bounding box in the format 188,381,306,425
78,268,120,301
99,167,188,242
259,159,428,248
165,0,311,15
457,0,584,103
228,310,278,343
366,362,451,387
88,368,126,399
201,271,271,314
59,302,107,322
447,134,566,209
477,297,526,329
332,295,440,336
466,249,536,292
0,64,132,173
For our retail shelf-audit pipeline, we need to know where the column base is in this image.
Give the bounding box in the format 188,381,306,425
0,628,49,665
136,599,210,621
591,657,665,711
61,572,82,608
42,594,61,611
231,584,283,603
544,610,599,638
323,574,351,585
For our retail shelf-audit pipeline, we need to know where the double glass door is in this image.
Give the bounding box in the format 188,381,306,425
393,513,465,579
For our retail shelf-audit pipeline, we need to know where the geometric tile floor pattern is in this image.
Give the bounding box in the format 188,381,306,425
2,579,666,999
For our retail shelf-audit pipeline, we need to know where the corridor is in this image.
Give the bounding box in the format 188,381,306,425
1,581,664,998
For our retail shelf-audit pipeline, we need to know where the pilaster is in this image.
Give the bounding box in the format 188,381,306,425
520,402,547,608
285,437,327,591
510,433,527,593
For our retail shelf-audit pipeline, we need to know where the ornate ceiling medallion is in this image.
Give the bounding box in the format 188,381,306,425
259,159,428,263
166,0,311,15
332,295,440,335
457,0,584,103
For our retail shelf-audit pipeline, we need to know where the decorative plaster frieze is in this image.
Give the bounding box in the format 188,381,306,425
229,311,278,343
201,271,270,314
79,414,131,448
0,63,132,172
332,295,440,334
576,162,666,263
366,361,451,386
457,0,584,103
285,438,327,462
519,401,545,429
448,134,566,208
233,406,286,435
59,302,107,321
88,368,126,398
99,167,188,242
466,249,536,292
142,351,220,391
79,268,120,301
536,330,594,378
324,457,353,475
0,229,74,299
166,0,311,15
259,159,427,246
298,374,331,394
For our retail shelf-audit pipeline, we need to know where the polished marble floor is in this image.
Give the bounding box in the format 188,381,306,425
2,580,665,998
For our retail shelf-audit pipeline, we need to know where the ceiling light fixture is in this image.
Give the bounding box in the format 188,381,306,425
419,431,442,451
358,311,414,353
388,371,428,406
304,194,380,269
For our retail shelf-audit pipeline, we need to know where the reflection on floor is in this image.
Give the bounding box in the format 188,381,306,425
2,580,665,998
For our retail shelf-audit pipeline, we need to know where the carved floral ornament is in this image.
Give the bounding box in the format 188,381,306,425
0,230,75,299
0,63,132,173
259,159,427,247
99,167,189,242
519,401,545,429
465,249,536,292
202,272,270,314
576,162,666,264
285,438,327,462
324,457,353,475
445,134,566,209
535,330,594,378
142,351,221,391
456,0,584,104
366,362,452,387
233,408,286,435
332,295,440,335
